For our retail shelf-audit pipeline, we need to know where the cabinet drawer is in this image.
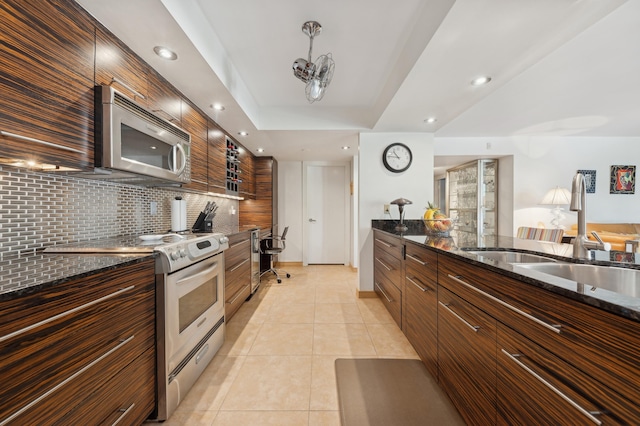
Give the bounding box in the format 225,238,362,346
57,347,156,425
373,231,403,261
438,286,497,426
226,284,251,322
374,274,402,327
374,248,402,289
405,242,438,284
404,268,438,378
497,323,640,425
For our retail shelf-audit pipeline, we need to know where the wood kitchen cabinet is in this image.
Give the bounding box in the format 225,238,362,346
147,68,183,127
0,258,156,425
404,241,438,379
181,100,209,192
373,230,403,328
238,144,256,199
240,157,278,230
0,0,95,169
207,119,228,194
225,231,252,321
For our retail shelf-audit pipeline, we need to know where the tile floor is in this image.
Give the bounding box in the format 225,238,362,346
162,264,421,426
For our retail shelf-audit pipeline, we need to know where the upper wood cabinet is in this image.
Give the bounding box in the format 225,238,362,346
0,0,95,168
95,25,149,107
240,157,278,230
207,120,227,194
239,145,256,199
147,69,183,127
181,100,208,192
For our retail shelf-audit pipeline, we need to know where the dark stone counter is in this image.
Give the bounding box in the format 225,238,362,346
372,220,640,322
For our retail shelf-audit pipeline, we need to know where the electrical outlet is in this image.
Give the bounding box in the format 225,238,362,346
384,204,390,215
150,201,157,215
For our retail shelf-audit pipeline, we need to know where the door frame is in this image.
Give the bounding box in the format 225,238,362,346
302,161,351,266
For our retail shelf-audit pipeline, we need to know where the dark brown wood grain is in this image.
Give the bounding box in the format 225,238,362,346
207,119,227,193
0,259,156,425
148,68,183,127
181,99,208,191
224,231,252,320
438,286,497,426
239,157,277,230
0,0,95,168
238,142,256,198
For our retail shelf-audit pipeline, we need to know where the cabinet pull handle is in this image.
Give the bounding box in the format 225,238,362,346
152,108,180,124
375,238,393,248
448,274,562,334
230,239,251,249
112,403,136,426
110,77,146,100
227,287,247,304
406,276,429,292
0,285,136,344
406,254,427,266
375,257,392,271
229,258,250,272
190,179,208,185
375,282,393,303
438,301,480,332
1,335,135,426
0,130,84,154
501,349,603,425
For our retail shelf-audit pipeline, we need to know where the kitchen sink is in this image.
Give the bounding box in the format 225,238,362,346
515,263,640,297
466,250,560,264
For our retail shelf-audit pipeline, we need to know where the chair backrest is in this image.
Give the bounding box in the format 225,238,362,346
280,226,289,241
516,226,564,243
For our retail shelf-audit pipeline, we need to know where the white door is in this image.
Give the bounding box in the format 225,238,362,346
305,164,348,264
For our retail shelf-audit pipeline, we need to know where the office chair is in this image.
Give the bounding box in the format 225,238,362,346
260,226,291,283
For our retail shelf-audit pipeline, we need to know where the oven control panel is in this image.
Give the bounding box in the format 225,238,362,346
157,234,229,273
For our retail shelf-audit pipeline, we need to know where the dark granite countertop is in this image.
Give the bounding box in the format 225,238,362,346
372,220,640,322
0,251,157,302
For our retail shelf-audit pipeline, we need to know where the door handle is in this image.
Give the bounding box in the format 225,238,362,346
308,218,317,222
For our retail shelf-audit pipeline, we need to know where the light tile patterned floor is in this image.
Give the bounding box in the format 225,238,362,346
163,265,420,426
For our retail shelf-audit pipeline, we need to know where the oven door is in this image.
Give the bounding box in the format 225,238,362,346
165,252,224,372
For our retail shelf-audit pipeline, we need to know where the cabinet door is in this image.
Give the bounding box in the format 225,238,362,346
95,25,149,106
225,232,252,320
0,0,95,168
207,120,227,194
147,69,183,127
181,100,208,191
438,286,497,426
238,143,256,199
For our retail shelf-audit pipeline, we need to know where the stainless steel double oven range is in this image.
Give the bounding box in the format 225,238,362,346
45,233,229,421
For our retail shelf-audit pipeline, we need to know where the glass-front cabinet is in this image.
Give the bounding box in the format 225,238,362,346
446,159,498,247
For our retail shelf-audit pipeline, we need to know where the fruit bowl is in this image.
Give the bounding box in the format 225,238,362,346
423,217,453,236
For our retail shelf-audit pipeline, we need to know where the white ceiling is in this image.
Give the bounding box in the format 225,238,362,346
76,0,638,165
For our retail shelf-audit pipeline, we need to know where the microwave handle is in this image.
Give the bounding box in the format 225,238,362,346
171,144,187,175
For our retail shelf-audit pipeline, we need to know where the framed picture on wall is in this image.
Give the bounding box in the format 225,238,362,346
610,165,636,194
577,169,596,193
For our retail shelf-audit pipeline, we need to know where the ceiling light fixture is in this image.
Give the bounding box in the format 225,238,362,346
257,148,264,153
292,21,335,103
342,146,350,150
153,46,178,61
424,117,437,124
238,131,248,136
211,103,225,111
471,76,491,86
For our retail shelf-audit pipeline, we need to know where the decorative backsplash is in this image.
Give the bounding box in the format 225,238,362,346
0,166,239,256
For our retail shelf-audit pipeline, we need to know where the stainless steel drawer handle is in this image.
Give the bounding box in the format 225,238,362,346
375,282,393,303
230,239,251,249
448,274,562,334
406,276,428,292
438,301,479,333
110,77,146,100
375,257,392,271
0,130,84,154
1,335,135,426
374,238,393,248
0,285,136,344
229,257,250,272
501,349,602,425
112,403,136,426
406,253,427,266
227,287,247,304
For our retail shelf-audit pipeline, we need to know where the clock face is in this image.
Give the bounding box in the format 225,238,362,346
383,143,412,173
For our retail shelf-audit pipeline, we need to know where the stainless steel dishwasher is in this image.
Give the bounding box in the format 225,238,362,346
250,229,261,293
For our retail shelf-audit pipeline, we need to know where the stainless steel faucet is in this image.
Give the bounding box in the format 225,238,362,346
570,173,611,259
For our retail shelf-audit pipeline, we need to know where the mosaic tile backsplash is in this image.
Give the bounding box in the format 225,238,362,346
0,166,239,256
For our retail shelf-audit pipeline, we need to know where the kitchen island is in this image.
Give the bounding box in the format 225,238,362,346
372,219,640,425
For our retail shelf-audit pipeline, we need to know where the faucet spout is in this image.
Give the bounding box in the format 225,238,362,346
570,173,610,258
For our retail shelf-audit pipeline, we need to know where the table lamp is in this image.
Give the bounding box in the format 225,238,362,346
540,186,571,229
390,198,412,232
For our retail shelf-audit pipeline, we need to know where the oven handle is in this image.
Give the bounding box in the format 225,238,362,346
174,261,220,291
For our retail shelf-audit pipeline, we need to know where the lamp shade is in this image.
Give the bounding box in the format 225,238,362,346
540,186,571,205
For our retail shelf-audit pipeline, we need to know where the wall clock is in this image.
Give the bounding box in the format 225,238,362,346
383,143,412,173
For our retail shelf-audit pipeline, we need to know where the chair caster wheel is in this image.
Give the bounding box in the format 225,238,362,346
277,279,282,283
286,273,291,278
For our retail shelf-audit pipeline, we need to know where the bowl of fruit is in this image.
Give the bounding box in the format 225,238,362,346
423,203,453,236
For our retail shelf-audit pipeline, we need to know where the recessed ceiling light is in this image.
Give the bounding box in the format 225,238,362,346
153,46,177,61
471,76,491,86
211,103,225,111
424,117,437,124
257,148,264,153
342,146,350,150
238,131,248,136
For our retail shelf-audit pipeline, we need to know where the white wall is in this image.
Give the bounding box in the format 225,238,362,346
436,136,640,231
277,161,303,262
358,132,435,291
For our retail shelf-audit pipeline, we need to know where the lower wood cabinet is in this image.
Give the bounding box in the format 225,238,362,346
0,258,156,425
225,231,252,321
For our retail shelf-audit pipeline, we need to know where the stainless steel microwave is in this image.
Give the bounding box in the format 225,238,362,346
94,85,191,186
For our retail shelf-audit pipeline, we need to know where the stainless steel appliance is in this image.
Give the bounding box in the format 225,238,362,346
92,85,192,186
250,229,261,293
44,233,229,421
